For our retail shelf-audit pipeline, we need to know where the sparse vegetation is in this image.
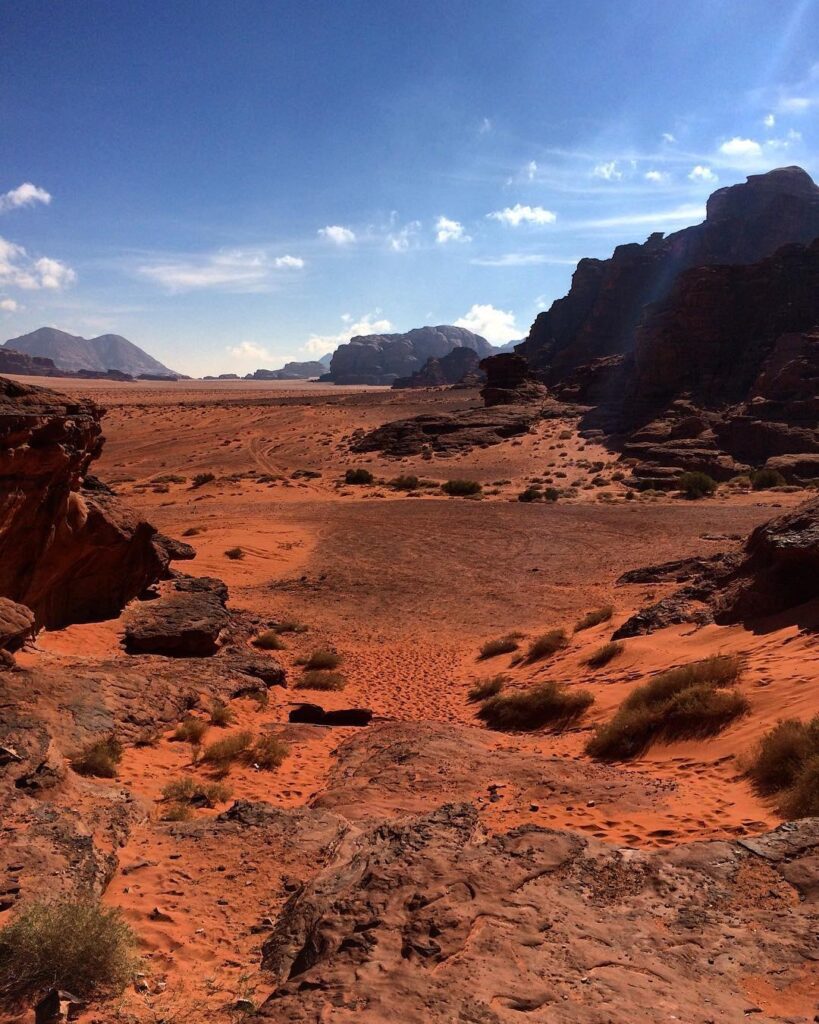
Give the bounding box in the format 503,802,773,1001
345,468,373,485
161,775,231,807
71,735,123,778
574,605,614,632
678,471,717,499
525,629,569,662
467,675,506,703
248,734,290,770
518,486,542,502
746,716,819,810
191,472,215,488
390,474,419,490
585,641,624,669
441,479,482,497
272,619,308,634
202,730,253,770
302,649,342,670
209,699,234,727
477,682,593,732
751,467,786,491
781,757,819,818
586,655,747,761
252,629,285,650
295,670,346,691
172,717,209,745
478,634,521,660
542,487,559,502
182,526,202,537
0,896,139,1001
225,546,245,559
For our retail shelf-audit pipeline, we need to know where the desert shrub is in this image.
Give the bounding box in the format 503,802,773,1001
441,479,482,497
746,717,819,795
252,630,285,650
295,670,346,691
525,629,569,662
248,734,290,770
467,675,506,703
751,468,786,491
162,801,194,822
272,619,308,634
542,487,559,502
0,897,138,1000
390,474,419,490
585,641,624,669
162,775,231,807
478,682,593,732
202,730,253,770
172,717,208,745
133,728,160,748
574,605,614,632
586,655,746,760
152,474,186,484
518,486,542,503
191,472,215,489
558,429,572,440
181,526,202,537
781,756,819,818
678,471,717,499
303,649,342,670
209,699,234,727
225,546,244,560
478,634,521,660
345,468,373,485
71,735,123,778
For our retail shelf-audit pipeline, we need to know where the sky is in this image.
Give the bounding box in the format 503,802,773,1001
1,0,818,376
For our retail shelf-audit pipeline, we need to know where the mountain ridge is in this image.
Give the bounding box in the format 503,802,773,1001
3,326,179,378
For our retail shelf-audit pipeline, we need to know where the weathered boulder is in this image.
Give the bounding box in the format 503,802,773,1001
123,576,230,656
288,704,373,726
0,598,35,652
0,377,184,628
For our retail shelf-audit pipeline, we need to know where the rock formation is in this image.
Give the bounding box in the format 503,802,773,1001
123,576,231,656
0,377,184,628
0,347,135,381
246,360,327,380
323,326,494,385
3,327,179,378
391,346,482,388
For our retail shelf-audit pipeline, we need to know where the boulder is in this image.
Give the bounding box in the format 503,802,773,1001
0,598,35,652
288,704,373,726
123,576,230,656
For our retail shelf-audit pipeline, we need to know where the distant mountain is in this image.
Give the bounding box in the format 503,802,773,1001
323,325,494,385
318,352,333,367
246,360,327,380
3,327,179,377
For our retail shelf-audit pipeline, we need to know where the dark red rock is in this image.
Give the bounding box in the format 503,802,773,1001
480,352,548,406
123,576,230,657
0,598,35,652
392,346,483,389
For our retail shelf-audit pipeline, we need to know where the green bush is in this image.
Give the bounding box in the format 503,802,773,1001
467,675,506,703
477,682,593,732
751,468,786,491
295,670,346,691
345,468,373,485
586,655,747,760
585,641,624,668
0,897,138,1000
525,629,569,662
441,479,482,497
574,605,614,632
678,471,717,499
478,634,521,660
71,735,123,778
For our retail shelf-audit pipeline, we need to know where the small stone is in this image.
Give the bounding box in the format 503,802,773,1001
149,906,174,922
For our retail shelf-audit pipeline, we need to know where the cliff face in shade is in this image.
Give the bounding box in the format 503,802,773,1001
4,326,179,377
0,376,179,628
519,167,819,381
391,346,482,388
325,326,494,385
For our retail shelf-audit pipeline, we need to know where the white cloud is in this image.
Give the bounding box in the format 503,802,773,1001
0,236,76,290
778,95,815,113
0,297,18,311
766,129,803,150
578,204,706,230
303,312,393,355
592,161,622,181
387,219,421,252
487,204,557,227
644,170,668,183
0,182,52,214
525,160,538,181
718,136,763,159
764,113,776,128
661,132,676,144
435,216,470,244
471,253,576,267
454,303,520,344
227,340,273,362
138,247,302,292
318,224,356,245
689,165,718,183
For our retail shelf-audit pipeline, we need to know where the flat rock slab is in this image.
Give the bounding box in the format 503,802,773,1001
123,578,230,657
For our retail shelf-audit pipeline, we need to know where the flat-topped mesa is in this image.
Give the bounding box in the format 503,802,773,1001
519,166,819,382
0,376,183,628
323,325,494,385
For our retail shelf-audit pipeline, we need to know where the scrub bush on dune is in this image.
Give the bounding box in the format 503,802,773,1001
477,682,593,732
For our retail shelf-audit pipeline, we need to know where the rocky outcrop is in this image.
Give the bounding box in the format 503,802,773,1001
246,361,326,380
480,352,549,406
520,167,819,381
0,377,183,628
256,801,819,1023
0,598,35,653
123,576,230,656
391,346,483,389
324,326,494,385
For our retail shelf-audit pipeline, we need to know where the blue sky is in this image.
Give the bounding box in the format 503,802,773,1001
1,0,817,376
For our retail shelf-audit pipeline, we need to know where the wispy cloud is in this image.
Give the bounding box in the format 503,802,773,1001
435,216,470,243
644,170,668,183
319,224,356,245
488,204,557,226
274,254,304,268
0,236,76,290
0,182,52,214
387,218,421,252
575,204,706,230
592,161,623,181
138,247,304,292
471,253,576,267
454,302,520,344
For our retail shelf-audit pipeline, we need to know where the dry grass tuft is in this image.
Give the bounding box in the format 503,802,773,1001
295,670,346,691
477,682,593,732
467,675,506,703
525,629,569,663
71,735,123,778
574,605,614,632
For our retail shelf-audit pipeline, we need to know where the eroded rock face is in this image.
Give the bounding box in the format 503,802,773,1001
256,802,819,1023
325,326,494,385
0,377,179,628
0,598,35,652
480,352,549,407
391,346,483,389
123,576,231,656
